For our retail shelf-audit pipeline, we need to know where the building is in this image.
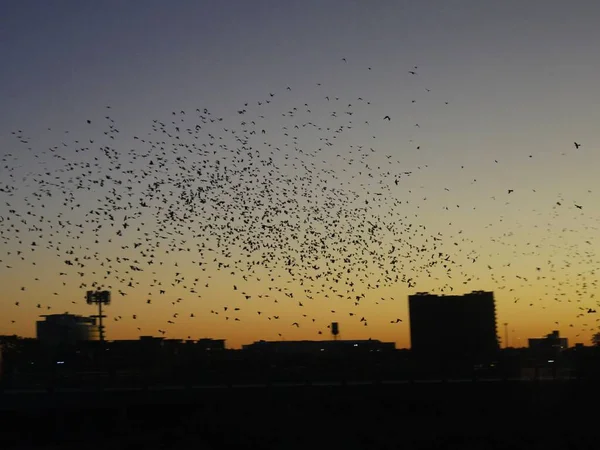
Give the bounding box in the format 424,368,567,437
242,339,396,354
161,338,226,354
528,330,568,359
408,290,499,362
197,338,226,351
36,313,100,347
107,337,226,359
519,331,571,378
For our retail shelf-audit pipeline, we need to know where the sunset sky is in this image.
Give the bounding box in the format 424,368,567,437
1,1,600,349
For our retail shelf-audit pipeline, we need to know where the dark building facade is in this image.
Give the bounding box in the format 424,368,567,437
36,313,100,347
528,330,568,362
408,290,499,363
242,339,396,354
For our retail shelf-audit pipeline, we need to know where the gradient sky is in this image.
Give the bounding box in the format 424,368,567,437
2,1,600,349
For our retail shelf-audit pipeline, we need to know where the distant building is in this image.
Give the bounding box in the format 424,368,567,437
160,338,226,354
408,290,499,362
36,313,100,347
528,330,568,359
520,331,571,378
139,336,166,344
241,339,395,354
111,336,226,353
197,338,226,351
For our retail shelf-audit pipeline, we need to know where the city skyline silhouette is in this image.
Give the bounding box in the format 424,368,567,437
2,0,600,367
13,288,588,350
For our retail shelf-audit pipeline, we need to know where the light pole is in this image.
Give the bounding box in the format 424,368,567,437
86,290,111,343
504,323,509,348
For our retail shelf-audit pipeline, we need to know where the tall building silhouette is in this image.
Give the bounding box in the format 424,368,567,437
408,290,499,362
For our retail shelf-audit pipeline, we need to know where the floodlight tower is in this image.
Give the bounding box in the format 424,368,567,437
86,290,111,343
331,322,340,341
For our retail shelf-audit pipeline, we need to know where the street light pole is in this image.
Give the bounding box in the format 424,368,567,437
86,290,111,379
504,323,509,348
86,290,111,343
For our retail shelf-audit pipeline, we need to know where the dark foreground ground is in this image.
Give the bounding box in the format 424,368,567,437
1,379,599,449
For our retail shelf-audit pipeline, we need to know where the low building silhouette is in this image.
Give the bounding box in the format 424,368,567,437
101,336,226,361
242,339,395,354
528,330,568,352
528,330,568,362
197,338,226,351
36,313,100,347
518,331,571,379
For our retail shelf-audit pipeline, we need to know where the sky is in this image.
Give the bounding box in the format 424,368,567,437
1,1,600,349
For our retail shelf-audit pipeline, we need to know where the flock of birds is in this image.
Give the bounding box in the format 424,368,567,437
1,59,599,345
